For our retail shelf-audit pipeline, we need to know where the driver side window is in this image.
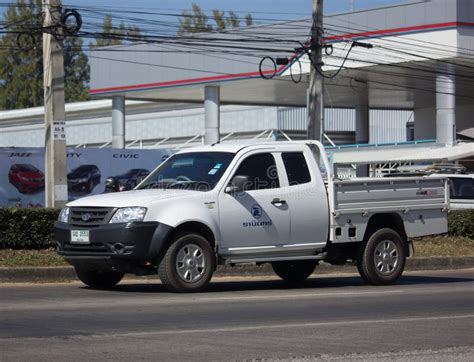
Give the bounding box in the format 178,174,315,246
234,153,280,190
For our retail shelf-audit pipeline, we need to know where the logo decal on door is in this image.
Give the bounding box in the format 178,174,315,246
251,204,262,219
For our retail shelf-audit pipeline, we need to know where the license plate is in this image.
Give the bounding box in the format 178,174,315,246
70,230,90,244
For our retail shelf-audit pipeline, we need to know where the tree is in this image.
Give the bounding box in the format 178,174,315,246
89,14,142,49
245,14,253,27
226,11,239,28
212,9,226,32
178,3,253,35
0,0,89,109
63,36,89,103
178,3,212,35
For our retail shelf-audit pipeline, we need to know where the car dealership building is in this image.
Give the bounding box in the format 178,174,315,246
0,0,473,170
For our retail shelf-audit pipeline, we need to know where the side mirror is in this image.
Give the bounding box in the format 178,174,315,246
225,175,251,193
104,177,120,193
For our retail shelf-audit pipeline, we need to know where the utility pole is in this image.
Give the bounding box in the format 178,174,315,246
43,0,68,208
307,0,324,142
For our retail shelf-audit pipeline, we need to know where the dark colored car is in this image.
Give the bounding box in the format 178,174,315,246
68,164,101,193
105,168,150,192
8,164,45,194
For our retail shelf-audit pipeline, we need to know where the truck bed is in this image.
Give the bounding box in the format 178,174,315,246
328,176,449,243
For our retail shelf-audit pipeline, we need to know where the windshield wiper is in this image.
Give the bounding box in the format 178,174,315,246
168,181,210,191
140,181,170,189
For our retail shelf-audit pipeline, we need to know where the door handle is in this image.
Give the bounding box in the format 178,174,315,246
271,198,287,205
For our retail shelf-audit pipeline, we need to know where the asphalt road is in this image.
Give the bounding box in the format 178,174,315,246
1,269,473,361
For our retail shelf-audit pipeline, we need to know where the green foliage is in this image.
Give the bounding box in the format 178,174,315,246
0,0,90,109
212,9,226,32
226,11,239,28
90,15,122,48
245,13,253,27
178,3,212,35
0,208,59,249
64,36,90,103
89,14,142,49
448,210,474,239
178,3,253,35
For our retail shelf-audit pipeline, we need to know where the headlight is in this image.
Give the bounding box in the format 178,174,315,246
109,207,146,223
58,207,70,223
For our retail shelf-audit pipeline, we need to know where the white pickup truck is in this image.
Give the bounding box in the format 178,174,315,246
54,141,449,292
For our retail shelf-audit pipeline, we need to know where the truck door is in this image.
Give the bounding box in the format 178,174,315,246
218,152,290,250
280,151,329,245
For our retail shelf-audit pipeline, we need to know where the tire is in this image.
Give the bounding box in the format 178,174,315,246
75,267,124,289
17,183,26,194
158,233,215,293
357,228,406,285
271,260,318,282
87,179,94,193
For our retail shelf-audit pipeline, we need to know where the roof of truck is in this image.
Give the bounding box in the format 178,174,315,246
175,141,313,154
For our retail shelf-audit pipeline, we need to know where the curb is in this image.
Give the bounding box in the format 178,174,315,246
1,256,473,283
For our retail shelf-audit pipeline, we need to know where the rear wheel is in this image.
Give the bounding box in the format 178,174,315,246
357,228,406,285
74,267,124,289
271,260,318,282
158,233,215,292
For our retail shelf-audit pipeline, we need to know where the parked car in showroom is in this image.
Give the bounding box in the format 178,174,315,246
8,164,45,194
68,165,101,193
104,168,150,192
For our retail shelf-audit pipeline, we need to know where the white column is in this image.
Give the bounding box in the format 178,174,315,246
436,65,456,145
112,95,125,149
204,86,220,145
355,86,369,176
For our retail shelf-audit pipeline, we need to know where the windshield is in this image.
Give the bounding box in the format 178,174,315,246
124,169,143,176
138,152,234,191
72,165,94,173
450,177,474,200
18,164,39,172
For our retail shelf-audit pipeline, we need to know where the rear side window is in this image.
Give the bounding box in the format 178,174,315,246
234,153,280,190
282,152,311,186
450,177,474,199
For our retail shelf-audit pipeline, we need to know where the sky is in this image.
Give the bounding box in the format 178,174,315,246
60,0,406,19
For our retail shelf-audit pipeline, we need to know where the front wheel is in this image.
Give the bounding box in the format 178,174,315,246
357,228,406,285
75,267,124,289
87,179,94,193
271,260,318,282
158,233,215,293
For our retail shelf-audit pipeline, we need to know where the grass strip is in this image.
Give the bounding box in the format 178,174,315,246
0,248,67,267
0,236,472,267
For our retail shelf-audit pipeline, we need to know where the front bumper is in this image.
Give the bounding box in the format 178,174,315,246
54,221,172,262
68,180,88,191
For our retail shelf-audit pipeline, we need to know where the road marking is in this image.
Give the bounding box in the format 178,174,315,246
85,314,474,339
195,290,404,302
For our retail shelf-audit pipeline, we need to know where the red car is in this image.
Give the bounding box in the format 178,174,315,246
8,164,45,194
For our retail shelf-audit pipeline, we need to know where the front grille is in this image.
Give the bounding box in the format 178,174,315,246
63,242,109,254
69,207,115,227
